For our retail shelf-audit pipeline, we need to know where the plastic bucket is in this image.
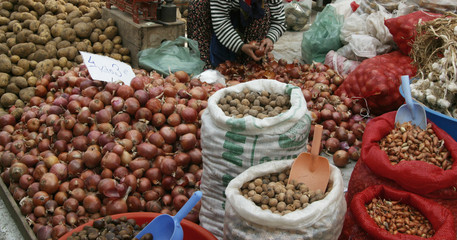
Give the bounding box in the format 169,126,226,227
59,212,217,240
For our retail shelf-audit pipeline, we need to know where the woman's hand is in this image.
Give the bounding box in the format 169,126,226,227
241,43,262,61
259,38,274,53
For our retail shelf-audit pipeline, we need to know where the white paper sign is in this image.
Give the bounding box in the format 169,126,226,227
80,51,135,86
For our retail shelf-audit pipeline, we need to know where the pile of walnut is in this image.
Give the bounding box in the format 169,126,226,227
218,88,291,119
240,168,330,215
380,122,453,170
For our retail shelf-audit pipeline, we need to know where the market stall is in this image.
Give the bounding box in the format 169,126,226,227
0,0,457,239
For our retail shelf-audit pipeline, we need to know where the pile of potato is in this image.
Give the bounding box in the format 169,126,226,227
0,0,131,116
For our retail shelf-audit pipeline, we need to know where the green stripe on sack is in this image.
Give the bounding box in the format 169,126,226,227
278,120,309,148
226,118,246,132
222,132,246,167
221,174,234,210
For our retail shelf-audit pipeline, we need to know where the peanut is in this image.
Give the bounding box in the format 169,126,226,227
379,122,453,169
366,197,435,238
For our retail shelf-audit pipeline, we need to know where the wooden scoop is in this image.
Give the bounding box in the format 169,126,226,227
288,125,330,192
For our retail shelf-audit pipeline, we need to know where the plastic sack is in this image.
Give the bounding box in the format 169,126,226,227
361,111,457,196
330,0,361,19
325,50,361,76
224,160,346,240
350,185,455,240
339,10,393,60
340,159,457,239
301,5,343,64
349,35,382,59
406,0,457,13
356,0,379,14
334,51,417,115
374,0,403,12
285,0,312,31
384,11,442,55
138,36,205,77
199,79,312,239
340,13,368,44
365,11,393,45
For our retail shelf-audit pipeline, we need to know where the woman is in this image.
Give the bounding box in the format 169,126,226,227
187,0,286,69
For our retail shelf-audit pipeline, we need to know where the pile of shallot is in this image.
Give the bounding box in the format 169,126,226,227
0,66,214,240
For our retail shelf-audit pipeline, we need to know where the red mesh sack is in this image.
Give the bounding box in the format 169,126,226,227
339,160,457,240
334,51,416,115
350,185,455,240
384,11,442,55
361,111,457,196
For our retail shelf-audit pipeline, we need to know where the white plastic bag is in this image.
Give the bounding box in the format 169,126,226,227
366,11,393,44
325,50,361,76
284,0,312,31
340,13,368,44
339,8,394,60
349,34,382,58
199,79,312,239
224,160,346,240
330,0,361,19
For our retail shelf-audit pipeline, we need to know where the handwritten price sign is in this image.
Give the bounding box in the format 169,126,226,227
80,51,135,86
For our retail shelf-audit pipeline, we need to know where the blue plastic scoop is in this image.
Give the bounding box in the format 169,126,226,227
134,191,202,240
395,75,427,130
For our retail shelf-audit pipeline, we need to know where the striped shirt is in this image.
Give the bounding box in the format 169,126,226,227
210,0,286,53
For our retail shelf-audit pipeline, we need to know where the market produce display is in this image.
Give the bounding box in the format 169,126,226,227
216,60,368,164
0,66,208,239
199,79,311,239
0,0,131,121
224,160,346,240
345,184,456,240
2,0,457,239
410,13,457,119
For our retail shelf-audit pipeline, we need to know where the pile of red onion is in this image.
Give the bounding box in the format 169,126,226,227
0,67,216,240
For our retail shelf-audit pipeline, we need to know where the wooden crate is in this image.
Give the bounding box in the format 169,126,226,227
106,0,159,24
0,179,37,240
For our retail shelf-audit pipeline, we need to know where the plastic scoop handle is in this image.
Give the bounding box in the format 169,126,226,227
401,75,414,114
311,125,323,159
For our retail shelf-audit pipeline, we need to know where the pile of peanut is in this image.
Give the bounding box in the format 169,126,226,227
366,198,435,238
380,122,453,169
218,88,291,118
240,168,330,215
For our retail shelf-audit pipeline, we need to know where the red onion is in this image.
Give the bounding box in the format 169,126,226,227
333,150,349,167
325,138,340,153
116,85,134,100
146,98,162,113
173,194,189,210
49,163,68,180
152,113,166,127
136,142,158,159
188,148,202,164
101,152,121,170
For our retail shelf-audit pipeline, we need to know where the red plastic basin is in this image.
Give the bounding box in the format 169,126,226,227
58,212,217,240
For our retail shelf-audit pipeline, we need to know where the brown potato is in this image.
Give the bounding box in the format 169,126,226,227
0,54,12,73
